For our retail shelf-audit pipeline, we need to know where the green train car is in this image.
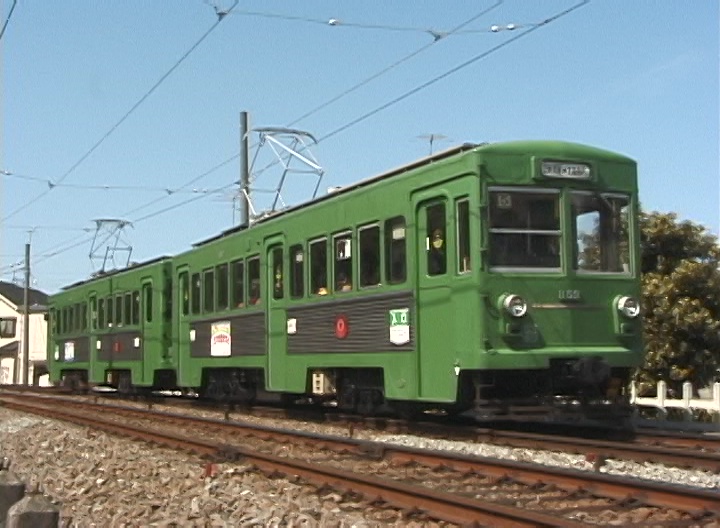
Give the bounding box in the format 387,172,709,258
49,140,642,419
47,257,173,391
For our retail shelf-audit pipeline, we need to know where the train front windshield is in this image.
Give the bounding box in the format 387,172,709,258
488,188,631,273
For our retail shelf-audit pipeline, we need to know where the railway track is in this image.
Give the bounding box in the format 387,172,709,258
5,386,720,471
1,392,719,526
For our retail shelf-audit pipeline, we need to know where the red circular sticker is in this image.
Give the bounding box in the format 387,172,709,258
335,315,349,339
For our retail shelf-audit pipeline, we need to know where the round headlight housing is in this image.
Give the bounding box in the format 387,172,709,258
502,294,528,318
616,296,640,318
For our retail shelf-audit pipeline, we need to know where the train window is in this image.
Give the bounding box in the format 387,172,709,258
231,260,245,308
359,225,381,288
572,192,631,273
271,247,284,300
456,199,471,273
89,295,97,330
248,257,261,305
334,232,353,292
426,203,447,276
217,264,229,310
115,296,123,326
81,302,88,331
310,238,328,295
164,278,173,321
385,217,406,284
107,297,114,328
98,298,105,329
124,294,132,327
191,273,201,314
132,291,140,325
144,283,153,322
489,189,560,270
289,245,304,299
203,269,215,313
179,272,189,316
49,309,55,335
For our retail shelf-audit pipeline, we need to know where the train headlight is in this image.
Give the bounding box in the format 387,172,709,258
502,294,528,318
616,296,640,318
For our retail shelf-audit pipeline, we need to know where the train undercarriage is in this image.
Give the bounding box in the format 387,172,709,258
60,357,633,423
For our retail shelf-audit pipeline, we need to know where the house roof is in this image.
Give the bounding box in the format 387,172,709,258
0,340,18,358
0,281,48,308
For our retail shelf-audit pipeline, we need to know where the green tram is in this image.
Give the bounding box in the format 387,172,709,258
48,140,642,419
48,257,173,391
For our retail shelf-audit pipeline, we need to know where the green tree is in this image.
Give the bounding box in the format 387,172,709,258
636,212,720,396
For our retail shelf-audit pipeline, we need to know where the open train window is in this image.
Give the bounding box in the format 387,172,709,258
334,232,353,292
203,269,215,313
572,192,630,274
248,257,261,305
216,264,229,310
359,225,380,288
231,260,244,308
456,198,471,273
489,188,561,271
385,217,406,284
310,238,328,295
289,245,304,299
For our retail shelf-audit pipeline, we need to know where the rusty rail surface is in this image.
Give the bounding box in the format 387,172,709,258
2,393,720,525
0,396,583,527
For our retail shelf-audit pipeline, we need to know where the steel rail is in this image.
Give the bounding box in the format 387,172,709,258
3,394,719,519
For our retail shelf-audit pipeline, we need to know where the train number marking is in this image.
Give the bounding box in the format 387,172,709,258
558,289,581,301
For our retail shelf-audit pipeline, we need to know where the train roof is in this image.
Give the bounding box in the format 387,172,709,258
192,142,480,248
192,139,635,249
60,255,172,291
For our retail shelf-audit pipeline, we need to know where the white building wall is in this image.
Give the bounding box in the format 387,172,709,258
0,295,47,385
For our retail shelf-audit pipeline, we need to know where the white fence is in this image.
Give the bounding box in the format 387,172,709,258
631,380,720,431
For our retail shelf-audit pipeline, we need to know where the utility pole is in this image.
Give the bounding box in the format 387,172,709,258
239,111,250,227
22,241,30,385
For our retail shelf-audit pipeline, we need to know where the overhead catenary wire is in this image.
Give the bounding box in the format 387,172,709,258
13,1,589,282
1,0,239,223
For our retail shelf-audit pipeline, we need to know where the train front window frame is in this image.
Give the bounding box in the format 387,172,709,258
488,187,561,272
572,191,631,274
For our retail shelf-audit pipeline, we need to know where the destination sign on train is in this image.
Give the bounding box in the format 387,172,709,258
541,161,591,179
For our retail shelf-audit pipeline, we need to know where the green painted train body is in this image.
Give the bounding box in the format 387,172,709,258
47,257,173,390
48,140,642,418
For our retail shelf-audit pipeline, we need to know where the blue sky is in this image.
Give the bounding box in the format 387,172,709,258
1,0,718,293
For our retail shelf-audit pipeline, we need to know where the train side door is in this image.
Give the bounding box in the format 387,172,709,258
264,238,286,391
414,196,454,398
